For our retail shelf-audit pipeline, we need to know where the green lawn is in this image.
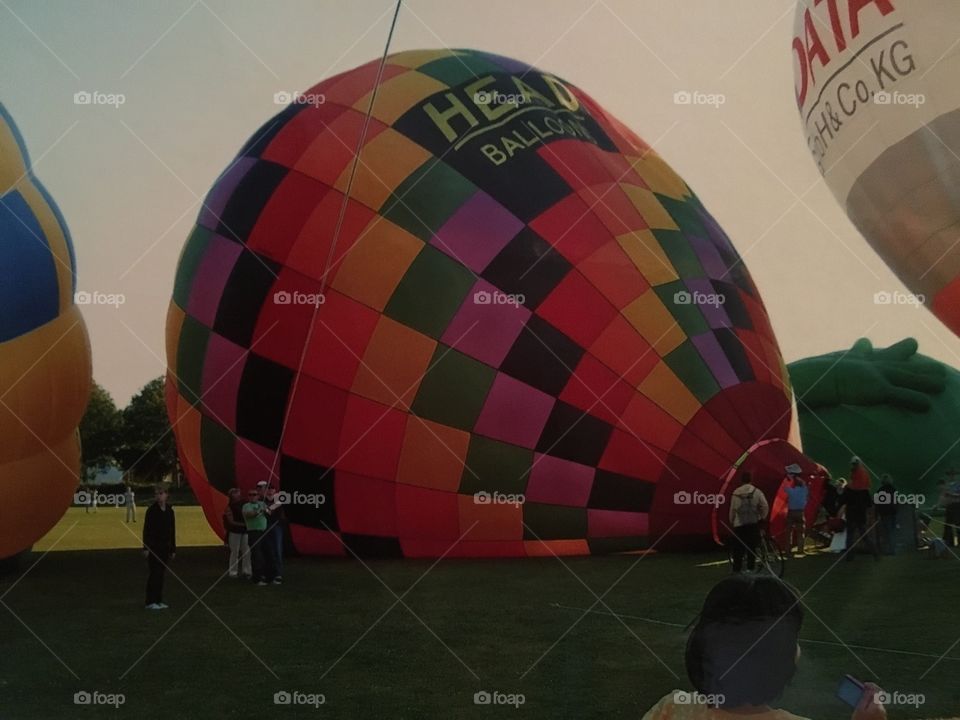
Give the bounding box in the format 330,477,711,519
1,543,958,719
33,507,221,552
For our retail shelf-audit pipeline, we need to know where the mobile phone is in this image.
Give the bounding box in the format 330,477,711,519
836,674,865,708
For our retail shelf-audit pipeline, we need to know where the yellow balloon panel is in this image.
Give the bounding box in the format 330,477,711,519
0,434,81,558
0,105,92,557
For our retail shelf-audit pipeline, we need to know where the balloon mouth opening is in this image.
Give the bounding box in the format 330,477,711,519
709,438,808,545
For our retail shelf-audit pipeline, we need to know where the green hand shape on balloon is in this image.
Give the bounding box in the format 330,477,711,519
790,338,947,413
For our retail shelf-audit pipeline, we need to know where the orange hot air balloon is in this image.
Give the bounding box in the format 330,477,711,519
0,104,92,559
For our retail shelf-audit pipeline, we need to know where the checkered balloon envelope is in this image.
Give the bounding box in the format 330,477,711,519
166,49,799,557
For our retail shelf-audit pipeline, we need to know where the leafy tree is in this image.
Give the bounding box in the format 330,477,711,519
118,377,178,485
78,382,122,480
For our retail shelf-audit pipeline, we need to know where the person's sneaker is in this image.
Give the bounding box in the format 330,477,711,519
272,578,282,585
274,576,283,582
228,572,238,578
145,603,162,610
157,603,169,609
256,580,268,586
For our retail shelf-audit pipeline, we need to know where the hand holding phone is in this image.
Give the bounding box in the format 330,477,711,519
836,675,864,708
837,677,887,720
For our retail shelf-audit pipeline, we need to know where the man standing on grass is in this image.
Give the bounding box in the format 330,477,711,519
142,485,176,610
243,487,275,586
843,458,878,561
264,486,285,585
728,471,769,573
125,485,136,523
784,465,809,557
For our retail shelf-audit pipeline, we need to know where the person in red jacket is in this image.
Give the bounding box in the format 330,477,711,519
850,457,871,490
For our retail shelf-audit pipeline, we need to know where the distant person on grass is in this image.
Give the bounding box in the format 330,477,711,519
125,485,136,523
641,575,887,720
242,487,276,586
728,472,769,573
784,465,809,557
223,488,251,579
142,485,176,610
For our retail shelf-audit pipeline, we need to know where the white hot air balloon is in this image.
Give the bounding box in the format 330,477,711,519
792,0,960,333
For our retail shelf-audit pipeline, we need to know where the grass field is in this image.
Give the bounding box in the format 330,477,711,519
33,506,221,552
2,522,959,719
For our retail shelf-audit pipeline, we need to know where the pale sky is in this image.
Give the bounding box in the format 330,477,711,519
5,0,959,405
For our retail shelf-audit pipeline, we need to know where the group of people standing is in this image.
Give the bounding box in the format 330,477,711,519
140,481,288,610
222,481,286,586
726,456,911,573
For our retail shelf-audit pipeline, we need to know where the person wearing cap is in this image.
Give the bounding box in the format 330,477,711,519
242,487,275,585
254,480,284,584
784,465,809,557
728,471,769,573
264,486,286,585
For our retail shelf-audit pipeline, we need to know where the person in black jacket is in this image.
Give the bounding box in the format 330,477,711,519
142,485,176,609
840,482,877,561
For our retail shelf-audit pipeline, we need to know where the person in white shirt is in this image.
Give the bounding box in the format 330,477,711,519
728,471,770,573
125,485,136,523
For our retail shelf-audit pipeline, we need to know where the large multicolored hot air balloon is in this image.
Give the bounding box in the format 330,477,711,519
792,0,960,334
167,49,809,557
0,104,92,559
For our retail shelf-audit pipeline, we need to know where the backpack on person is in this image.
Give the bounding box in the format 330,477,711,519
735,487,763,526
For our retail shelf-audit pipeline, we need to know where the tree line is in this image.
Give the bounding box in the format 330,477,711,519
79,376,178,486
